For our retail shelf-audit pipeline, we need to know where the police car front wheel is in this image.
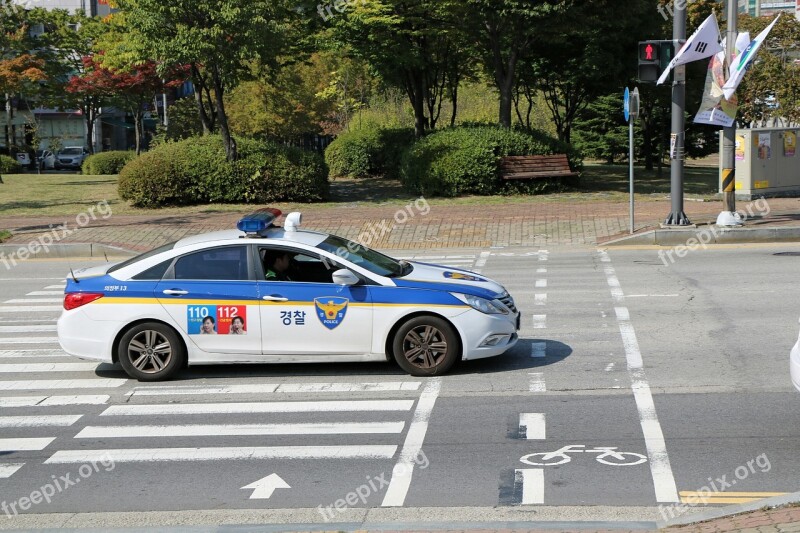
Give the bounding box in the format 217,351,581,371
392,316,459,376
117,322,186,381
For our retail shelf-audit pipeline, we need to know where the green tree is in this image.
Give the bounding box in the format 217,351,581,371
114,0,296,160
572,93,629,164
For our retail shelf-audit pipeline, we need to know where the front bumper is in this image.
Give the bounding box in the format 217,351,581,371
791,339,800,393
458,310,520,361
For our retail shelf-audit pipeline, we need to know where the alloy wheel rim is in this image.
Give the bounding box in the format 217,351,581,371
402,325,448,369
128,330,172,374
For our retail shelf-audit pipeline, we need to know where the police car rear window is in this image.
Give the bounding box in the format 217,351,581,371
174,246,249,281
108,242,177,274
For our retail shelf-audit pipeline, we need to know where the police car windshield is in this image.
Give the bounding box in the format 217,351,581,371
107,242,177,274
317,236,407,277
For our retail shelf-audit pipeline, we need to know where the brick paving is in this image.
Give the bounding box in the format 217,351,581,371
2,197,800,252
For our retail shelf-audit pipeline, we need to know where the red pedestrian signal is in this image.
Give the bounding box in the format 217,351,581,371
645,44,654,60
638,40,669,83
639,42,660,62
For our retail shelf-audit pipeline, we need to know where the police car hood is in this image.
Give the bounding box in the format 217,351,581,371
393,261,504,298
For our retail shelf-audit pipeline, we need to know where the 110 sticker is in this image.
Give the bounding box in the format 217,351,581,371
187,305,248,335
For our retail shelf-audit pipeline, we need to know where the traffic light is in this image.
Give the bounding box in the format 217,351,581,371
637,40,675,84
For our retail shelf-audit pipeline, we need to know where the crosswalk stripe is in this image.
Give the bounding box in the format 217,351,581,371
46,445,398,463
532,315,547,329
534,294,547,306
0,463,25,478
528,373,546,392
0,437,55,451
76,422,405,439
519,413,546,440
0,350,69,359
4,298,63,304
0,325,57,333
516,469,544,504
530,342,546,358
0,337,60,345
0,379,126,391
0,395,110,407
0,415,83,427
102,400,414,416
130,381,422,396
0,306,62,313
25,291,64,296
0,363,99,373
44,285,67,290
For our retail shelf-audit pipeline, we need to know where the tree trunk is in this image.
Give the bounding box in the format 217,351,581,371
450,81,458,127
191,64,215,135
84,101,95,154
5,93,13,151
134,111,142,155
211,64,236,161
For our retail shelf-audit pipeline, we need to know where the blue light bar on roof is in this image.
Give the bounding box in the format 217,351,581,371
237,208,282,234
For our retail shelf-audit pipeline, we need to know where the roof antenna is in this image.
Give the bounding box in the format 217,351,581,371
55,225,79,284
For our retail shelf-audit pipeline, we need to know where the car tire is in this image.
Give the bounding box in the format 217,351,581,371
117,322,185,381
391,316,460,376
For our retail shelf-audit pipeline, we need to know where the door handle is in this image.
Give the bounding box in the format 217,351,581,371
162,289,188,296
262,295,288,302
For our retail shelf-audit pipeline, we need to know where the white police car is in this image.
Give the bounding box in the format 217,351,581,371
58,209,520,381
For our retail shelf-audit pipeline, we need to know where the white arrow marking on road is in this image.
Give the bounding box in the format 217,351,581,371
241,474,290,499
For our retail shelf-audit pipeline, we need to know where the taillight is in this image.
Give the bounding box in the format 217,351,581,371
64,292,103,310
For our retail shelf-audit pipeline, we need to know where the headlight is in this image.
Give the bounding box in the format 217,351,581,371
453,293,508,314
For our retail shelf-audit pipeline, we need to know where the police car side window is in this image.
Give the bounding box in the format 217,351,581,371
132,258,173,280
174,246,249,281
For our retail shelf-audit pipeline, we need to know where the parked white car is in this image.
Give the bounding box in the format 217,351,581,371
35,149,56,170
56,147,89,170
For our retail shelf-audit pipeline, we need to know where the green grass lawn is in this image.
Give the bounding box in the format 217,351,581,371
0,230,11,242
0,163,719,218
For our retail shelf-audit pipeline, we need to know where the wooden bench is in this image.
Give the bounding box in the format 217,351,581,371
500,154,579,181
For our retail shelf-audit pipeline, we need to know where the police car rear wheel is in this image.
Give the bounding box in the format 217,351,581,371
392,316,459,376
118,323,185,381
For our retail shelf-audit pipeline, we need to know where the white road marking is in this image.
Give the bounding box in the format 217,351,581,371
605,363,615,372
241,474,290,499
0,415,82,427
530,342,546,358
102,400,414,416
0,306,62,313
382,378,441,507
0,325,57,333
0,463,24,478
76,422,405,439
538,250,549,262
532,315,547,329
25,291,64,296
534,293,547,306
536,267,547,274
0,362,99,373
130,381,421,396
0,278,65,281
626,294,680,298
4,298,63,304
599,250,679,504
535,279,547,288
473,251,491,273
45,445,398,463
44,285,66,290
0,337,61,345
0,395,110,407
0,349,68,358
528,373,546,392
0,438,55,451
516,469,544,504
0,379,126,391
519,413,545,440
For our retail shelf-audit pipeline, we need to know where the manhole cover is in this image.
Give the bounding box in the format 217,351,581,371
773,252,800,256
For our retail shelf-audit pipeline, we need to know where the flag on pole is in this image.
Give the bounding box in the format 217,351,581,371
722,14,781,100
657,14,723,85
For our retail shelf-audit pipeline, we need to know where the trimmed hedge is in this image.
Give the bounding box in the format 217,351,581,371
82,151,136,175
118,135,328,208
0,155,21,174
400,125,582,197
325,127,415,179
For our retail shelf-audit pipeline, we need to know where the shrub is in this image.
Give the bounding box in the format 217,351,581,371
82,151,136,175
400,125,582,197
0,155,21,174
118,135,328,208
325,127,415,179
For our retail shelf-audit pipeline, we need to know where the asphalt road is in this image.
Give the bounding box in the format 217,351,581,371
0,243,798,530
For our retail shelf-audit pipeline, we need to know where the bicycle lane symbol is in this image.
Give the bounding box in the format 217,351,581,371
520,445,647,467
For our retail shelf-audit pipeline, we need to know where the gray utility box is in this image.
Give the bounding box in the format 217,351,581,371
719,127,800,199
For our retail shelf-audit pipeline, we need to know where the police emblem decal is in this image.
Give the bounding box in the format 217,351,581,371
314,297,349,330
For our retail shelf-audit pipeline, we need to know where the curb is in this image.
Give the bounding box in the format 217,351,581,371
0,243,136,260
658,490,800,529
602,226,800,246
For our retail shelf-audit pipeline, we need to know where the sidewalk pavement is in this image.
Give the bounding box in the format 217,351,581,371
2,197,800,252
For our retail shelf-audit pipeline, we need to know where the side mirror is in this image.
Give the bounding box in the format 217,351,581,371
332,269,359,286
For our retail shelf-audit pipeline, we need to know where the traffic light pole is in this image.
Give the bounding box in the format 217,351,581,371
664,2,691,226
718,0,741,226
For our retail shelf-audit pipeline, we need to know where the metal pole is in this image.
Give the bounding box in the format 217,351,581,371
720,0,739,223
162,92,169,128
630,117,635,234
664,1,690,225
